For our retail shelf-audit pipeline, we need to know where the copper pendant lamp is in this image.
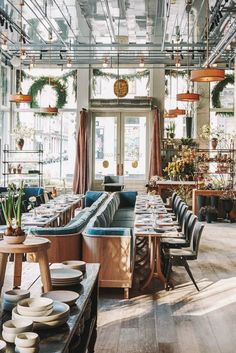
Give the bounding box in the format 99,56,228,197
164,111,178,118
10,2,32,104
40,105,58,114
190,0,225,83
177,6,200,102
169,107,186,116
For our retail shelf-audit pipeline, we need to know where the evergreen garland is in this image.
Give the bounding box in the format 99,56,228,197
28,77,67,113
211,74,234,116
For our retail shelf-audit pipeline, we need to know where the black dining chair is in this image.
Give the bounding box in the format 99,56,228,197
164,222,204,291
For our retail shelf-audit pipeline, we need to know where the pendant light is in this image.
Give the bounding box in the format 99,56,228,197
40,4,58,115
177,6,200,102
9,1,32,104
168,59,186,116
190,0,225,82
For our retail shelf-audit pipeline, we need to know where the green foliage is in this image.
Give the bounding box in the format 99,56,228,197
0,182,24,228
211,74,234,116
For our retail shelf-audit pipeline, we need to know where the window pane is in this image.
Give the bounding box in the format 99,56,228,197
94,116,117,179
123,116,146,180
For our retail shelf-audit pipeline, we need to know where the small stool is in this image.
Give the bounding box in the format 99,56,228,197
0,237,52,293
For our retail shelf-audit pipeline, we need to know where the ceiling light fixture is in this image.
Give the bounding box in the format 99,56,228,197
191,0,225,82
139,57,145,68
9,1,32,104
177,6,200,102
66,58,72,68
164,112,178,118
1,39,8,51
102,57,109,68
20,49,27,60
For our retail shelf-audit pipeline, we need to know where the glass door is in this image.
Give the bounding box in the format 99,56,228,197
92,112,148,190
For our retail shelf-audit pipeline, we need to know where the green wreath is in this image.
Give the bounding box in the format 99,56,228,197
211,74,234,116
28,77,67,114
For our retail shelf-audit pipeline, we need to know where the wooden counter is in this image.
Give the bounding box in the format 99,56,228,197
0,262,100,353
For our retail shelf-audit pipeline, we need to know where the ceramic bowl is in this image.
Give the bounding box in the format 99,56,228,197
3,319,33,334
0,340,6,353
15,347,39,353
17,297,53,315
62,260,86,273
17,306,53,317
15,332,39,348
2,300,15,312
3,289,30,303
2,330,17,344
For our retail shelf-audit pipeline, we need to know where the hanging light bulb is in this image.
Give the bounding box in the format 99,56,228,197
177,6,200,102
1,39,8,51
175,58,181,67
29,56,35,69
139,57,145,67
20,49,27,60
102,57,109,68
9,1,32,104
67,58,72,68
191,0,225,82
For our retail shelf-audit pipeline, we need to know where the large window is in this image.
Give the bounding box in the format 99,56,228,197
12,68,77,186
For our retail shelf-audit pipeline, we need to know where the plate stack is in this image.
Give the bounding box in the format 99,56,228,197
62,260,86,274
50,268,83,287
12,298,70,330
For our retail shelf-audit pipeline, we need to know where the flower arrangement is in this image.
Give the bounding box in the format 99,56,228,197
0,182,25,239
199,124,225,141
163,148,195,180
12,123,34,140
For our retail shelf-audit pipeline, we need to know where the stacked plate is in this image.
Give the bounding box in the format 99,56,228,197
50,268,83,287
62,260,86,274
12,299,70,330
42,290,79,307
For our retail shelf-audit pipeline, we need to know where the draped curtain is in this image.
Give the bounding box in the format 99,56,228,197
73,109,88,194
149,109,162,178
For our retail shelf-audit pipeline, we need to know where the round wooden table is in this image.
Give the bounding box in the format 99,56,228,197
0,237,52,293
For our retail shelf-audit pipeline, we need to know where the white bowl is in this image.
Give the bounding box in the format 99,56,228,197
2,330,17,343
17,297,53,314
0,340,6,353
15,347,39,353
62,260,86,272
15,332,39,348
3,289,30,303
17,306,53,317
13,301,70,323
3,319,33,334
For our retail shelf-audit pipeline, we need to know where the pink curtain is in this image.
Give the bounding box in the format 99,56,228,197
73,109,88,194
149,109,162,178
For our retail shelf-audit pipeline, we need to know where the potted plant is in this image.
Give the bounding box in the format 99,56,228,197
12,122,34,151
220,190,235,222
167,122,176,139
199,124,225,150
0,183,26,244
205,206,218,223
198,206,206,221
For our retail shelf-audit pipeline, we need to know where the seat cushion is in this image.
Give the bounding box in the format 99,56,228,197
85,227,131,236
85,191,105,207
110,220,134,228
119,192,137,207
113,208,134,221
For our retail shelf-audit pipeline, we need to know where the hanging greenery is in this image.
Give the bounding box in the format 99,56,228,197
28,77,67,113
211,74,234,116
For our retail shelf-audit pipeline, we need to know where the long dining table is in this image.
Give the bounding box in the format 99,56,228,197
134,194,181,289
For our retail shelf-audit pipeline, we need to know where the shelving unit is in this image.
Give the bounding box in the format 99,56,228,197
194,146,235,189
2,144,43,187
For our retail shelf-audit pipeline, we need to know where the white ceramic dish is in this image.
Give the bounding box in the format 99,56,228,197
17,297,53,314
15,347,39,353
3,319,33,334
12,301,70,323
50,268,83,280
15,332,39,348
41,290,79,306
62,260,86,272
17,306,53,317
3,289,30,303
0,340,6,353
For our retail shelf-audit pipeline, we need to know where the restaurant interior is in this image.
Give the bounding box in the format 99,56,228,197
0,0,236,352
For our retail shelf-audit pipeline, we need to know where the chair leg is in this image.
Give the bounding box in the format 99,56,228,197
182,258,199,291
165,257,172,290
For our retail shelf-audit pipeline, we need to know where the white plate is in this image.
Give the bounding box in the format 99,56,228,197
12,301,70,323
50,268,83,280
41,290,79,306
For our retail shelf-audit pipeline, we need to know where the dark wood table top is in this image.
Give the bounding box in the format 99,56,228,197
0,262,100,353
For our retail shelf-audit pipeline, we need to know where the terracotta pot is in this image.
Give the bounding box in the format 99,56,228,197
16,138,24,150
211,138,218,150
3,234,26,244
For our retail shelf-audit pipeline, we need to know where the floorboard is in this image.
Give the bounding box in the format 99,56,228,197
96,223,236,353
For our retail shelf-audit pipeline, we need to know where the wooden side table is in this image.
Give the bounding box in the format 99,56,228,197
0,237,52,294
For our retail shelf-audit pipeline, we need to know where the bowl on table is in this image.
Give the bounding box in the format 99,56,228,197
3,289,30,311
62,260,86,273
17,298,53,316
2,319,33,343
15,332,39,348
0,340,6,353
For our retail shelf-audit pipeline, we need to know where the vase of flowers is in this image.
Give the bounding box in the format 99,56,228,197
1,183,26,244
12,122,34,151
199,124,224,150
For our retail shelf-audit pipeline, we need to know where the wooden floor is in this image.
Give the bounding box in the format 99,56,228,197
96,223,236,353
